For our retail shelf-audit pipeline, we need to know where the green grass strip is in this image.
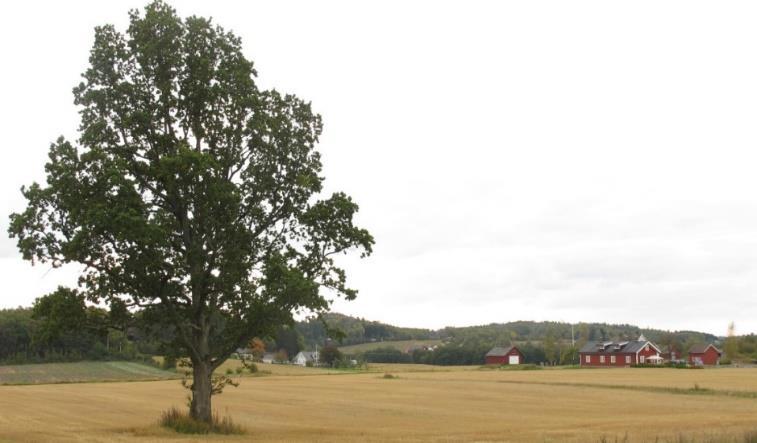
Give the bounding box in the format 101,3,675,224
496,379,757,399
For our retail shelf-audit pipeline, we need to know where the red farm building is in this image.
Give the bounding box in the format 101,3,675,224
485,345,524,365
688,344,722,366
579,334,662,367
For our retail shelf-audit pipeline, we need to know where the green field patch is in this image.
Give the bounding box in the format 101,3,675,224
338,339,442,354
0,361,181,385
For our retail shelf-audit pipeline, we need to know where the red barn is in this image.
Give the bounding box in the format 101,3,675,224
688,344,722,366
485,346,524,365
579,335,662,367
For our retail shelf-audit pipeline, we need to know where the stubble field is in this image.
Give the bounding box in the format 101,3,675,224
1,364,756,442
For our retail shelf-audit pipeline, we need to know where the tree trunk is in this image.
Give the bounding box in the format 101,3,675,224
190,360,213,423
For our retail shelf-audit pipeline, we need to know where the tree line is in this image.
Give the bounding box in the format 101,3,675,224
3,301,739,367
0,289,158,364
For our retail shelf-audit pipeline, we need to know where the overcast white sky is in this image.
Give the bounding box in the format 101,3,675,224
2,1,756,335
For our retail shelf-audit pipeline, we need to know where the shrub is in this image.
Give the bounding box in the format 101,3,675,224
319,345,342,366
382,373,398,379
225,368,233,375
498,364,542,371
630,363,703,369
90,342,109,360
159,407,244,435
665,362,689,369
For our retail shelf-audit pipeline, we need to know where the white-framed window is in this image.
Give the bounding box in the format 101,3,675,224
610,355,616,364
645,345,649,351
585,355,590,363
600,355,605,363
625,355,631,364
640,355,645,364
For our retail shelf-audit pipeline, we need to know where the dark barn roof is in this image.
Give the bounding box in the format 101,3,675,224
579,340,657,354
486,346,519,357
689,344,721,355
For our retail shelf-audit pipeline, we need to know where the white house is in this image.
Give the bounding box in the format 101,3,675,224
235,347,254,360
293,351,319,366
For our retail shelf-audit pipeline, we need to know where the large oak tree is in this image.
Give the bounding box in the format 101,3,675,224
8,1,373,422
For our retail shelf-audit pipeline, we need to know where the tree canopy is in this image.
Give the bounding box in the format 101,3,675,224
8,1,373,422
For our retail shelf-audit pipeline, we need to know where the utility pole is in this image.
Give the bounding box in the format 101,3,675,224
571,323,575,347
571,323,576,365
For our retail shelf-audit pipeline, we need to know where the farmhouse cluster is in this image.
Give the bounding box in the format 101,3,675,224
486,334,723,367
236,349,321,366
580,335,722,367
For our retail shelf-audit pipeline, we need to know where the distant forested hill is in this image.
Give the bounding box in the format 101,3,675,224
295,313,439,347
437,321,718,350
295,313,720,360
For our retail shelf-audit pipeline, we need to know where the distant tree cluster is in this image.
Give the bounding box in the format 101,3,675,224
363,347,414,364
733,334,757,362
318,345,343,366
0,289,158,364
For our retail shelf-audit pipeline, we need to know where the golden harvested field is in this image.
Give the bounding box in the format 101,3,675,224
215,360,476,376
1,366,757,442
442,366,757,392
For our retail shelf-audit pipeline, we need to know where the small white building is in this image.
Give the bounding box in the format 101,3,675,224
293,351,319,366
235,348,254,360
